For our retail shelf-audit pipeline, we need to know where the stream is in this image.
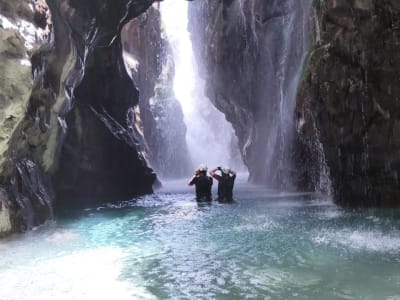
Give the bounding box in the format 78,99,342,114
1,177,400,299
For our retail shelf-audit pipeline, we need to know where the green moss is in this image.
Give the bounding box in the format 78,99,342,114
0,49,32,166
0,0,34,21
0,31,34,132
0,190,12,235
42,43,77,173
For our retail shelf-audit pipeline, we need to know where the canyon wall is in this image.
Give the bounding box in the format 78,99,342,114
2,0,400,237
189,0,400,206
122,7,192,179
0,0,52,235
297,0,400,206
188,0,314,190
0,0,156,235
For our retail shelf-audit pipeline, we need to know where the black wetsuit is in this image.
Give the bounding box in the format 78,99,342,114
189,174,213,201
214,174,236,202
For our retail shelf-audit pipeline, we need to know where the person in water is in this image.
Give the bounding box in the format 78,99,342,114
188,164,213,201
210,166,236,202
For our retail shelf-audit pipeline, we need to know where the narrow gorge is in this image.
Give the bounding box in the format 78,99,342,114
0,0,158,234
1,1,400,299
1,0,400,235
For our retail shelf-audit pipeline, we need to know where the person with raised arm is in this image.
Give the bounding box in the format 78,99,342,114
210,166,236,203
188,164,213,202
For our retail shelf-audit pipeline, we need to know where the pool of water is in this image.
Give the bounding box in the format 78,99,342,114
1,178,400,299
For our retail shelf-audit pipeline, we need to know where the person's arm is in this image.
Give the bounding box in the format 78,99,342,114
188,169,200,185
188,176,196,186
210,167,220,179
230,169,237,179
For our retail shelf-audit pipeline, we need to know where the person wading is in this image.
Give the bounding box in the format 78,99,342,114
210,166,236,202
188,164,213,202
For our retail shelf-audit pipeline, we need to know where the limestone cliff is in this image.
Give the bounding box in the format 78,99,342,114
189,0,400,206
188,0,313,190
0,0,156,235
122,7,192,179
0,0,52,235
297,0,400,206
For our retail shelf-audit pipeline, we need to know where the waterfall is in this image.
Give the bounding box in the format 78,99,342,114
186,0,316,189
236,0,314,189
160,1,243,171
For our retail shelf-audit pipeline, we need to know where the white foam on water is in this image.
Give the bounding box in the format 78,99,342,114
313,229,400,253
317,208,344,220
44,229,80,243
0,247,155,300
234,215,278,232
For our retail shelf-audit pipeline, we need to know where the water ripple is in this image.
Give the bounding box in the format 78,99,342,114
1,184,400,299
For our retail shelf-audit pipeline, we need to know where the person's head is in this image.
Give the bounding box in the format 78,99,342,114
197,164,208,175
221,167,231,177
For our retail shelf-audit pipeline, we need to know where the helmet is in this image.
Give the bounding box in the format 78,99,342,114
221,167,230,174
198,164,208,172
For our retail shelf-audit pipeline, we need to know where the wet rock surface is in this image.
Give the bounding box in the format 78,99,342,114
1,0,400,238
0,0,156,233
0,0,52,234
0,0,50,165
296,0,400,206
122,7,192,179
190,0,400,207
188,0,313,189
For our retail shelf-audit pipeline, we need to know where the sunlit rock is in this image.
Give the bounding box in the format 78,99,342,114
0,189,12,236
0,0,157,233
122,7,192,179
0,0,50,167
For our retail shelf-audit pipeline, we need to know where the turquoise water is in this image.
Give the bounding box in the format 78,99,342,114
1,179,400,299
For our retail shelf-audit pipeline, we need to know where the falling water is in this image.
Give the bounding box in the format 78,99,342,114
160,1,243,171
237,0,314,189
186,0,316,188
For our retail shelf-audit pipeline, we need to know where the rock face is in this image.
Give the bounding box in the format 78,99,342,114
188,0,314,189
1,0,399,238
0,0,157,234
0,0,52,235
122,7,192,179
296,0,400,206
189,0,400,206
